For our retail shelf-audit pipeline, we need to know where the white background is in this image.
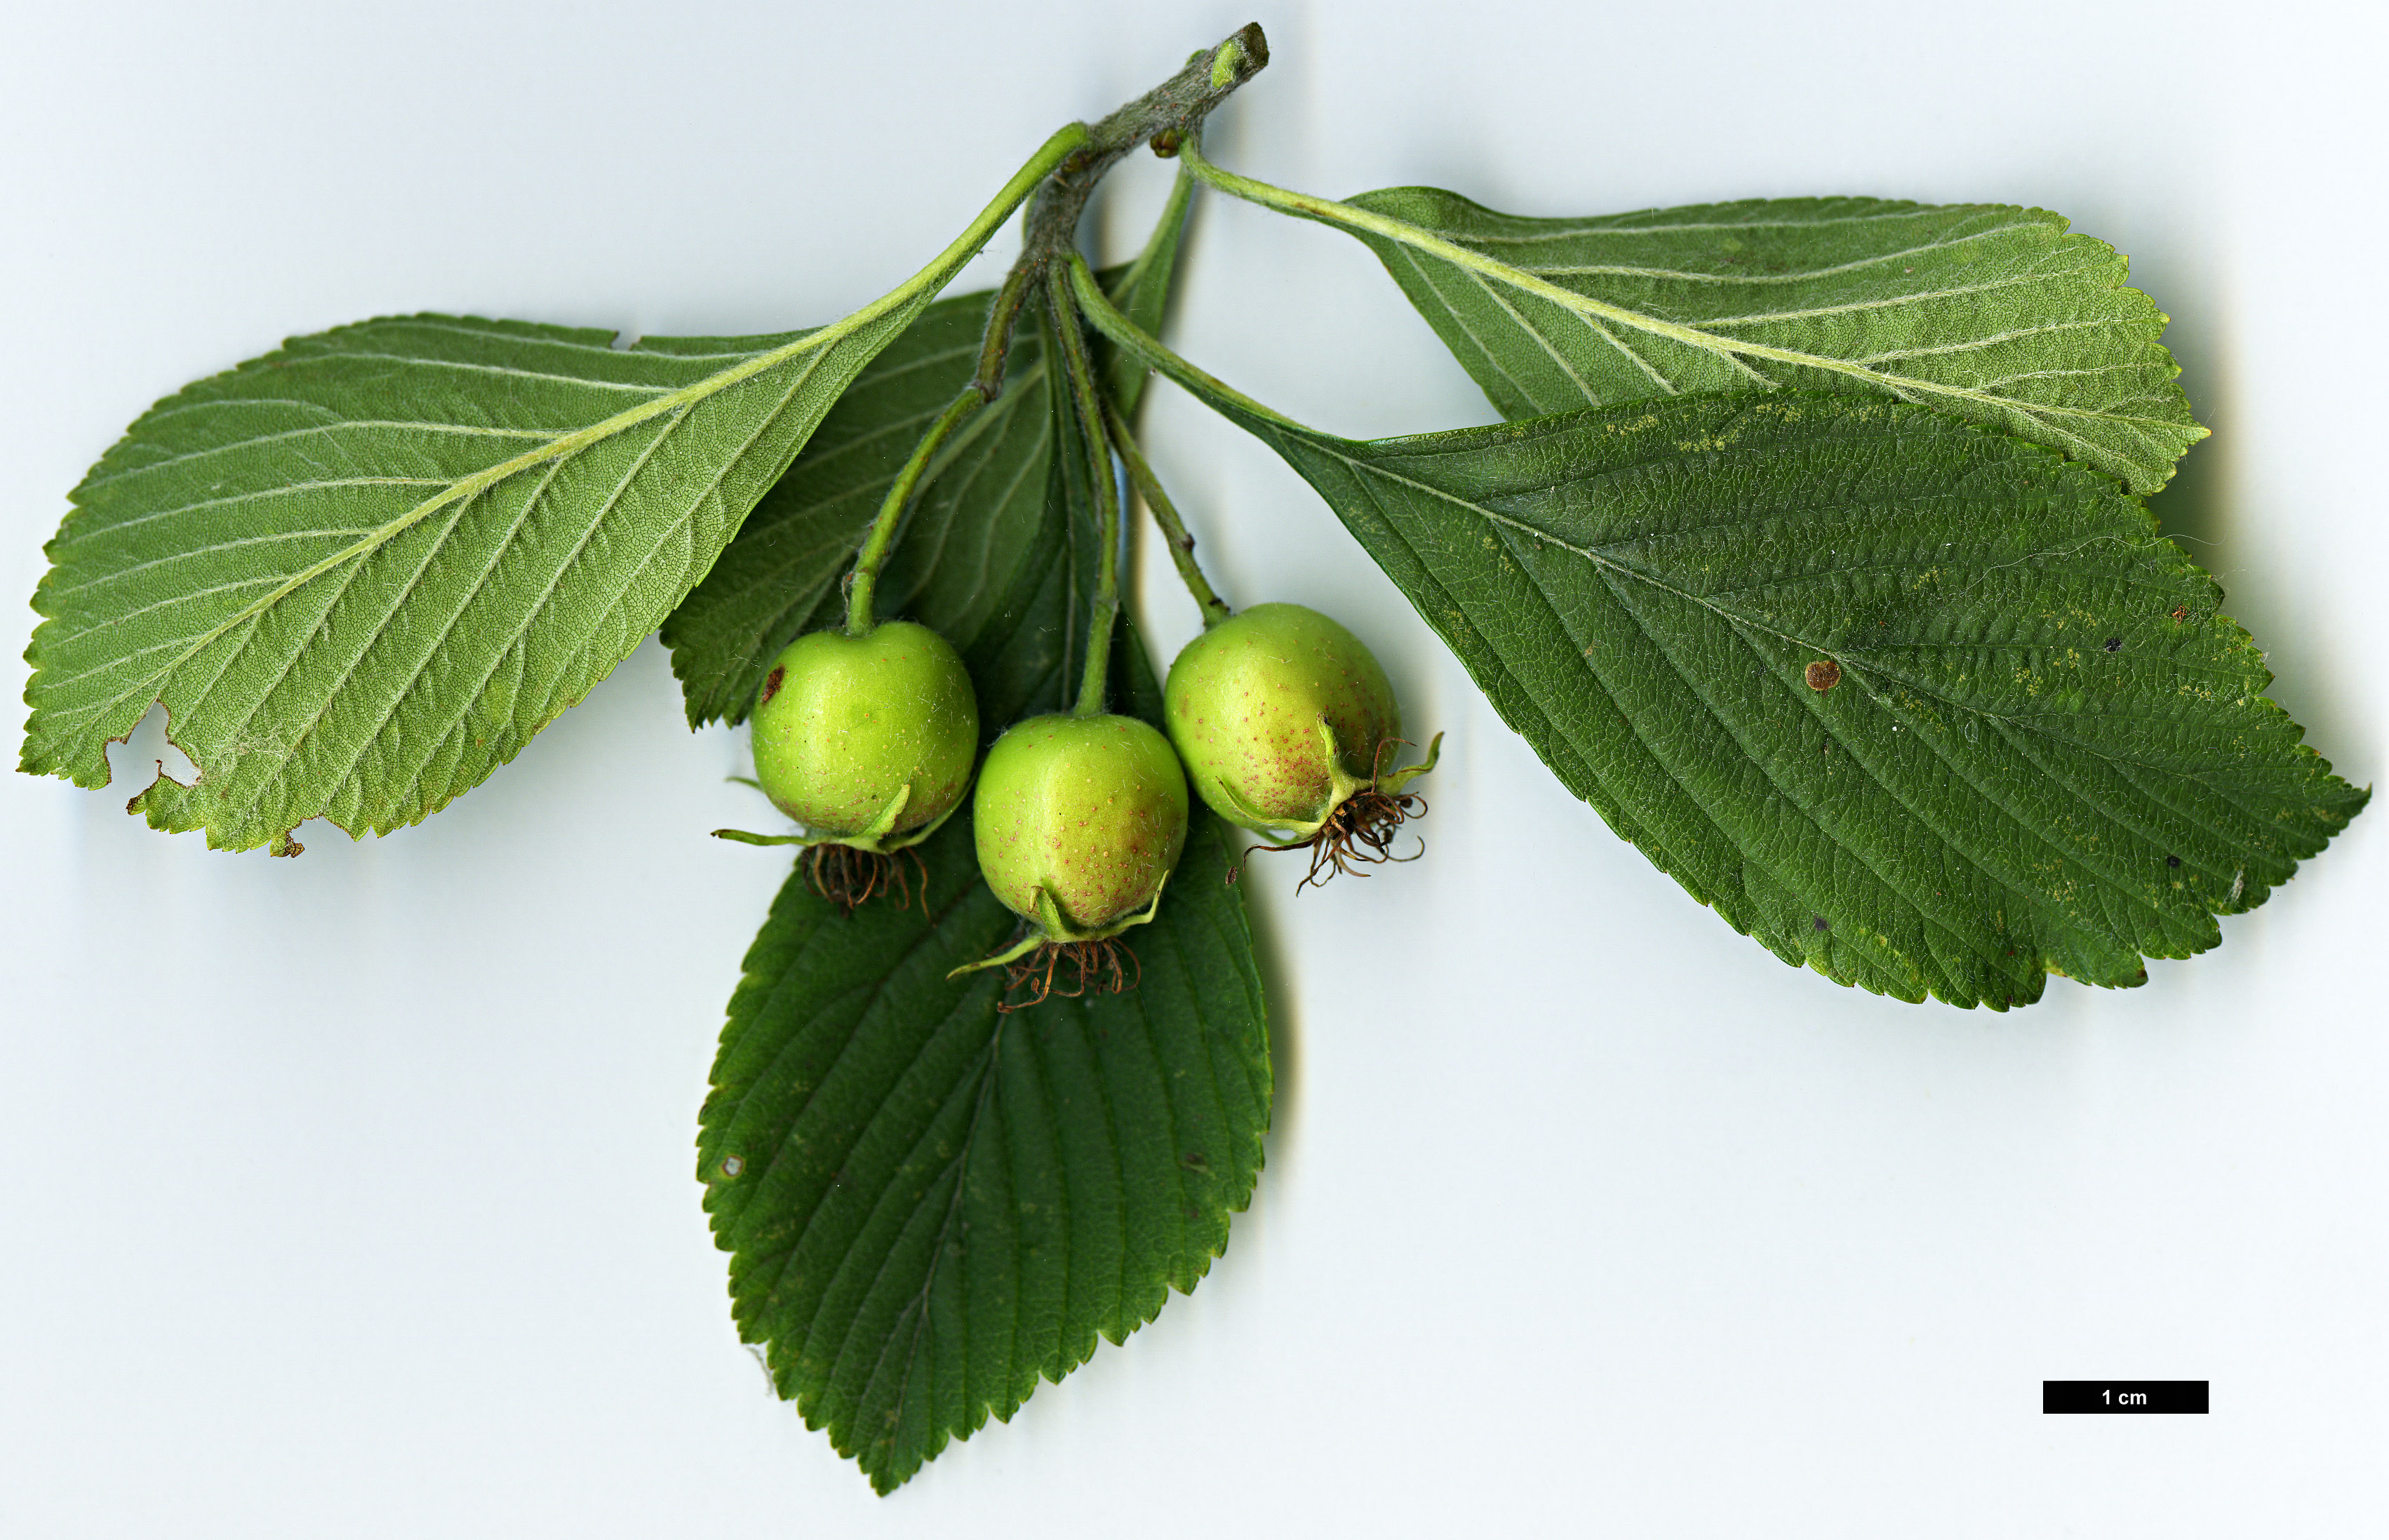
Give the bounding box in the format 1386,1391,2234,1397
4,1,2383,1533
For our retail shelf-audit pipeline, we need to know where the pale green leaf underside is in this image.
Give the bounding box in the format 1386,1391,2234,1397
22,128,1080,852
22,307,925,852
1105,311,2361,1003
1340,187,2204,494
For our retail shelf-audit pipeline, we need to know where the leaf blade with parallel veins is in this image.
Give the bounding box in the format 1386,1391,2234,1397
20,129,1080,852
1183,140,2203,493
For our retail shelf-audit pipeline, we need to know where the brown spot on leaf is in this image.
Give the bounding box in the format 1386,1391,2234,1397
2169,605,2190,622
1805,659,1842,691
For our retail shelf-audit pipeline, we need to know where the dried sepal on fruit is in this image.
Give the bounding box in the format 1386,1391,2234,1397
1163,601,1439,887
953,712,1190,1007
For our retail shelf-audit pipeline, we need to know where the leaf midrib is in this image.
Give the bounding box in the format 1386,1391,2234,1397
733,880,1021,1468
1610,551,2058,975
742,880,995,1283
831,1022,1002,1462
1069,254,2214,818
308,350,823,819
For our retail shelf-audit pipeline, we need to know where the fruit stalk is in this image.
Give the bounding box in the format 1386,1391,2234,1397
1104,399,1231,629
843,384,984,637
1048,262,1124,718
972,262,1037,401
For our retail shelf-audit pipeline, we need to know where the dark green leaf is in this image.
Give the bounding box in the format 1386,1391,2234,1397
698,716,1267,1494
1097,300,2362,1003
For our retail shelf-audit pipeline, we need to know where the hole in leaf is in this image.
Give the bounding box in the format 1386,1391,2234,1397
103,701,199,789
610,328,641,351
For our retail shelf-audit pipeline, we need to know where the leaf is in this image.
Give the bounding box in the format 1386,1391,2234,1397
20,130,1080,852
1188,141,2202,493
1084,287,2363,1003
697,659,1269,1494
661,173,1195,732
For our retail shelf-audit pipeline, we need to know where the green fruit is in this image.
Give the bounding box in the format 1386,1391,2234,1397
972,713,1189,942
749,621,978,851
1165,602,1414,837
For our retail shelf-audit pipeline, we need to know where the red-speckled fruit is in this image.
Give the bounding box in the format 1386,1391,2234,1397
972,713,1189,940
1163,602,1400,837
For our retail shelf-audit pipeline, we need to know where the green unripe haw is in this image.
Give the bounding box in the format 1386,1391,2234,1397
1164,602,1440,886
957,712,1190,1005
725,621,979,909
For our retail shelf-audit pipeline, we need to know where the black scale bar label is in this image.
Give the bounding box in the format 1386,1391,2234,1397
2042,1380,2208,1414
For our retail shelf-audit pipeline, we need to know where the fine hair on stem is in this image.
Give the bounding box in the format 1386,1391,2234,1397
1105,399,1231,628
